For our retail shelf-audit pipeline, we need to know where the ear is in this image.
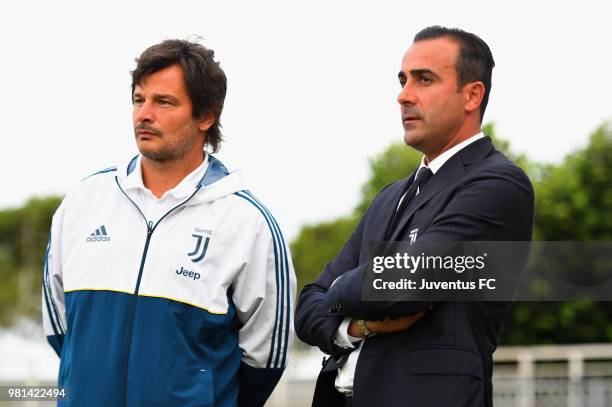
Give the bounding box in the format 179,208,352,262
197,114,215,133
463,82,485,115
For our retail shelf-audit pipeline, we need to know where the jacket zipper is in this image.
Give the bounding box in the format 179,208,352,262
133,222,154,294
115,177,202,405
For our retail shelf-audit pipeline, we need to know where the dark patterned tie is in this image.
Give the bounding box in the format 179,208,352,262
386,167,434,239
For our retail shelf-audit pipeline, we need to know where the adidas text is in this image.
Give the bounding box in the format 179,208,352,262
87,225,110,242
87,236,111,242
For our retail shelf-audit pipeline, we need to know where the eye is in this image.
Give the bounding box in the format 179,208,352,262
132,97,143,105
399,78,407,87
158,99,173,106
418,76,433,84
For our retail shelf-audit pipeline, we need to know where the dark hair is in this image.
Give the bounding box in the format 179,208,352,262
131,39,227,152
414,26,495,122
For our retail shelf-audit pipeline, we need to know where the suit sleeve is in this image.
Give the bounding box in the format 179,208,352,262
42,202,68,357
231,208,296,407
294,202,373,356
323,164,535,320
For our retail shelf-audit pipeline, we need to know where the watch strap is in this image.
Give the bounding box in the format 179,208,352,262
357,319,376,338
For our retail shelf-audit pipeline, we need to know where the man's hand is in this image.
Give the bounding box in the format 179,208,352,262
347,311,426,338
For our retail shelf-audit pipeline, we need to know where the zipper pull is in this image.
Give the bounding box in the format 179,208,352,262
148,221,153,233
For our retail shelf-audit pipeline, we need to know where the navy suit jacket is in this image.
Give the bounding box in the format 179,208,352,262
295,137,534,407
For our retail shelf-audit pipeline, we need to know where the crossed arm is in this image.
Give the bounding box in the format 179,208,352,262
295,167,534,355
294,199,429,354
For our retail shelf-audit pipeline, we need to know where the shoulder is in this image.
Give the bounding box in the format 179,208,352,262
363,178,408,214
82,165,119,180
79,164,119,192
230,190,287,240
77,164,120,189
372,178,406,202
59,164,120,211
469,150,533,194
232,190,274,219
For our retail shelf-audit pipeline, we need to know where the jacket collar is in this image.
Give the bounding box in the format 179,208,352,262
388,136,494,241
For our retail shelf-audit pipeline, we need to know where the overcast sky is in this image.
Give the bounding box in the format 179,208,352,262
1,1,611,239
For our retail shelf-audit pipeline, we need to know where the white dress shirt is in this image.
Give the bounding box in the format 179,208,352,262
121,154,210,223
333,132,485,394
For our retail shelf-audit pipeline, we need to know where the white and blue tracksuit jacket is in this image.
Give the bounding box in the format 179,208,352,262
42,154,296,406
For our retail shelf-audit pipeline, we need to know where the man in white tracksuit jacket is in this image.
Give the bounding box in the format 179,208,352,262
42,39,295,407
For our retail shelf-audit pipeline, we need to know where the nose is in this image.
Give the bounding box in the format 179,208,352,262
133,99,155,125
397,80,417,106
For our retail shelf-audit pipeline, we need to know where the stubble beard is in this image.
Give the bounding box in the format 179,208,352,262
135,123,202,164
139,141,185,163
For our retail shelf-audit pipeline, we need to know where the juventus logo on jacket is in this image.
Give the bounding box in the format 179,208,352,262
188,233,210,263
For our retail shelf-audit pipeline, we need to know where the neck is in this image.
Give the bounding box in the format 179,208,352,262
424,123,481,164
141,151,205,198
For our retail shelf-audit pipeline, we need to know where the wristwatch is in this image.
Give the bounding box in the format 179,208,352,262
357,319,377,338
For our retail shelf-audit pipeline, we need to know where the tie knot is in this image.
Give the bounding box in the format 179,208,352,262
415,167,433,186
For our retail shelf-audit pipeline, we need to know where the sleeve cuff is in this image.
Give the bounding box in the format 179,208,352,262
333,317,362,348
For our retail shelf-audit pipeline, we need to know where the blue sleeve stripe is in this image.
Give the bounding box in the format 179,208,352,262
42,237,65,335
45,238,65,335
243,191,291,368
241,191,291,368
43,246,63,336
234,192,290,369
42,271,60,338
42,239,58,337
243,191,291,369
241,191,286,369
234,192,284,368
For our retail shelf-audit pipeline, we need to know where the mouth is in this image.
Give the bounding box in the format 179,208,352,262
138,131,156,137
402,115,421,122
402,117,422,127
135,127,162,139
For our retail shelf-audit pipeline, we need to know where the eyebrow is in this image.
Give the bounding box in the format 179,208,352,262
398,69,441,81
132,92,179,102
154,93,177,99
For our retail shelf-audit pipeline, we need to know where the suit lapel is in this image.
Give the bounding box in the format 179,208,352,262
388,137,494,241
380,172,418,240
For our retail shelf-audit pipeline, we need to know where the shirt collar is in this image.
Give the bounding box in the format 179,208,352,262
417,132,485,175
123,153,210,200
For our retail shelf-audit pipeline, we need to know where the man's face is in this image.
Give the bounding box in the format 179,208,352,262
132,64,211,163
397,37,466,155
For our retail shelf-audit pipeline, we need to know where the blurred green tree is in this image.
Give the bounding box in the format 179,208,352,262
502,122,612,344
0,196,62,326
291,136,422,293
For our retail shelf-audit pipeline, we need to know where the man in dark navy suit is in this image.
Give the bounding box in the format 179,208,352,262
295,26,534,407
